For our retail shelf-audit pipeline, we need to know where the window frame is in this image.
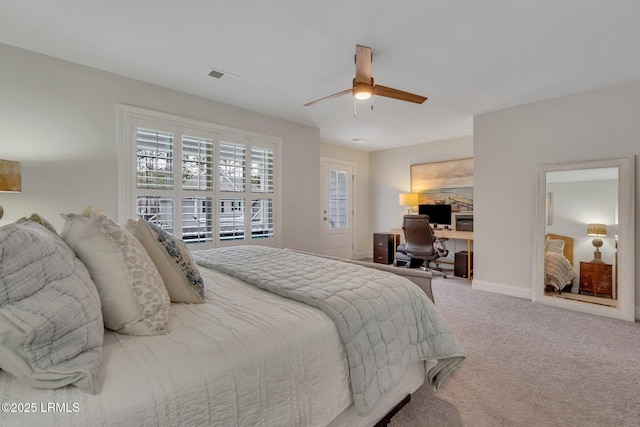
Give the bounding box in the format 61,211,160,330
117,105,282,249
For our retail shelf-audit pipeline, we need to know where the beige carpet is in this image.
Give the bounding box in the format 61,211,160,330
390,276,640,427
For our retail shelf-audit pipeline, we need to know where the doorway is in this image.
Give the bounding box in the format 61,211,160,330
320,158,355,259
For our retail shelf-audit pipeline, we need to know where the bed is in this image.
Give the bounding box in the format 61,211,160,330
0,212,465,427
544,233,577,293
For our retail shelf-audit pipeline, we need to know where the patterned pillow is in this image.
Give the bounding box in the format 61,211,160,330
0,221,103,392
61,209,170,335
546,238,565,254
127,219,205,304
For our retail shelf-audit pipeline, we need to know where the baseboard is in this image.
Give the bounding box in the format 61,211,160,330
474,280,640,321
353,251,372,260
472,280,532,300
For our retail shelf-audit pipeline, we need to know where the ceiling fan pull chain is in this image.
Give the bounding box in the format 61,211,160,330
371,98,374,110
354,98,357,117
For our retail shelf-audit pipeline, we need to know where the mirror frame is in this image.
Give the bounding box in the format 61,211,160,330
532,156,635,322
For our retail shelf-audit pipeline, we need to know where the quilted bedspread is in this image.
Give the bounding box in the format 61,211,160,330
193,246,465,415
545,252,576,290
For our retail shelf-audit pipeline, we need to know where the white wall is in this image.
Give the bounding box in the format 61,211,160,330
369,135,474,234
320,142,370,258
547,179,618,267
474,80,640,304
0,43,322,252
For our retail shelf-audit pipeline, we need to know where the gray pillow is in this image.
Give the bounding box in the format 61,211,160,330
0,221,103,392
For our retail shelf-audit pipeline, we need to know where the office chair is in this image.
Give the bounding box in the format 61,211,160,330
394,214,449,278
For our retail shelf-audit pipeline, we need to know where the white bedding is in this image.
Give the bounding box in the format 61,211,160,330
0,267,353,427
194,246,465,415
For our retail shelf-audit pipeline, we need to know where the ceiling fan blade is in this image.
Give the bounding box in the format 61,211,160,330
355,45,372,84
373,85,427,104
303,89,352,107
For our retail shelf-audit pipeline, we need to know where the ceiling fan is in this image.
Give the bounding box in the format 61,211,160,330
303,45,427,112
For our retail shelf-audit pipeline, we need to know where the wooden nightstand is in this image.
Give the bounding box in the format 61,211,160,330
579,261,613,298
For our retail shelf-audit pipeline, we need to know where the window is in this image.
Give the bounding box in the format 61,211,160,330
219,142,245,192
119,106,280,248
328,169,348,229
136,128,174,190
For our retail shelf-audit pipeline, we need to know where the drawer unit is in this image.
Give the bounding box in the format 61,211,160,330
579,261,613,298
373,232,400,264
454,251,473,278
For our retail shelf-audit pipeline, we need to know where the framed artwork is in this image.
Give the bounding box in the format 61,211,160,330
411,158,474,212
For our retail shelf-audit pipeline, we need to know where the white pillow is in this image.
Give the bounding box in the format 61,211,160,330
127,218,205,304
545,238,565,254
0,220,103,392
61,209,170,335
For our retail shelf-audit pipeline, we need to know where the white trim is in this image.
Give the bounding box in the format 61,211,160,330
117,104,282,248
353,251,371,260
118,105,282,144
320,157,357,258
116,105,131,224
532,156,635,322
473,280,640,321
472,280,532,300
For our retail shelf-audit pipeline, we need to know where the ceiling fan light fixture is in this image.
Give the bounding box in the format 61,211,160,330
354,89,372,100
353,81,372,100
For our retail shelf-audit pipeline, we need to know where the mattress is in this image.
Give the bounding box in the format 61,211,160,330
0,267,353,427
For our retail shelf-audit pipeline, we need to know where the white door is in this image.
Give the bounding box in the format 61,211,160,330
320,159,354,259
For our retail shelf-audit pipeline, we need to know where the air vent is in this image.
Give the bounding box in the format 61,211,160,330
208,68,240,83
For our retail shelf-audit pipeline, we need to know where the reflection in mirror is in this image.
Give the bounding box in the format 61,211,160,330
533,157,635,322
544,168,618,306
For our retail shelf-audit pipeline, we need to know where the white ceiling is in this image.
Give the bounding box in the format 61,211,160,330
2,1,640,151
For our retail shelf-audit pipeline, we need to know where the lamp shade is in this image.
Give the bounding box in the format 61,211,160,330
0,160,21,192
587,223,607,237
0,159,21,220
399,193,419,206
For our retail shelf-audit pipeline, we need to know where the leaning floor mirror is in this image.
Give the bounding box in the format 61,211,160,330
532,156,635,322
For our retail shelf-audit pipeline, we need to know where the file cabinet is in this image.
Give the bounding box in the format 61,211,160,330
373,233,400,264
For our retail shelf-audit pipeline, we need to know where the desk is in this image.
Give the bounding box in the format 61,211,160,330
434,229,474,280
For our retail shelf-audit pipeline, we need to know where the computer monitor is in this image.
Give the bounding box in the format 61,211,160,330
418,204,452,227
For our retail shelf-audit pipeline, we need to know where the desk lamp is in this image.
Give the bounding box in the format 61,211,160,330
0,160,22,218
587,223,607,264
0,160,22,219
398,193,418,215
